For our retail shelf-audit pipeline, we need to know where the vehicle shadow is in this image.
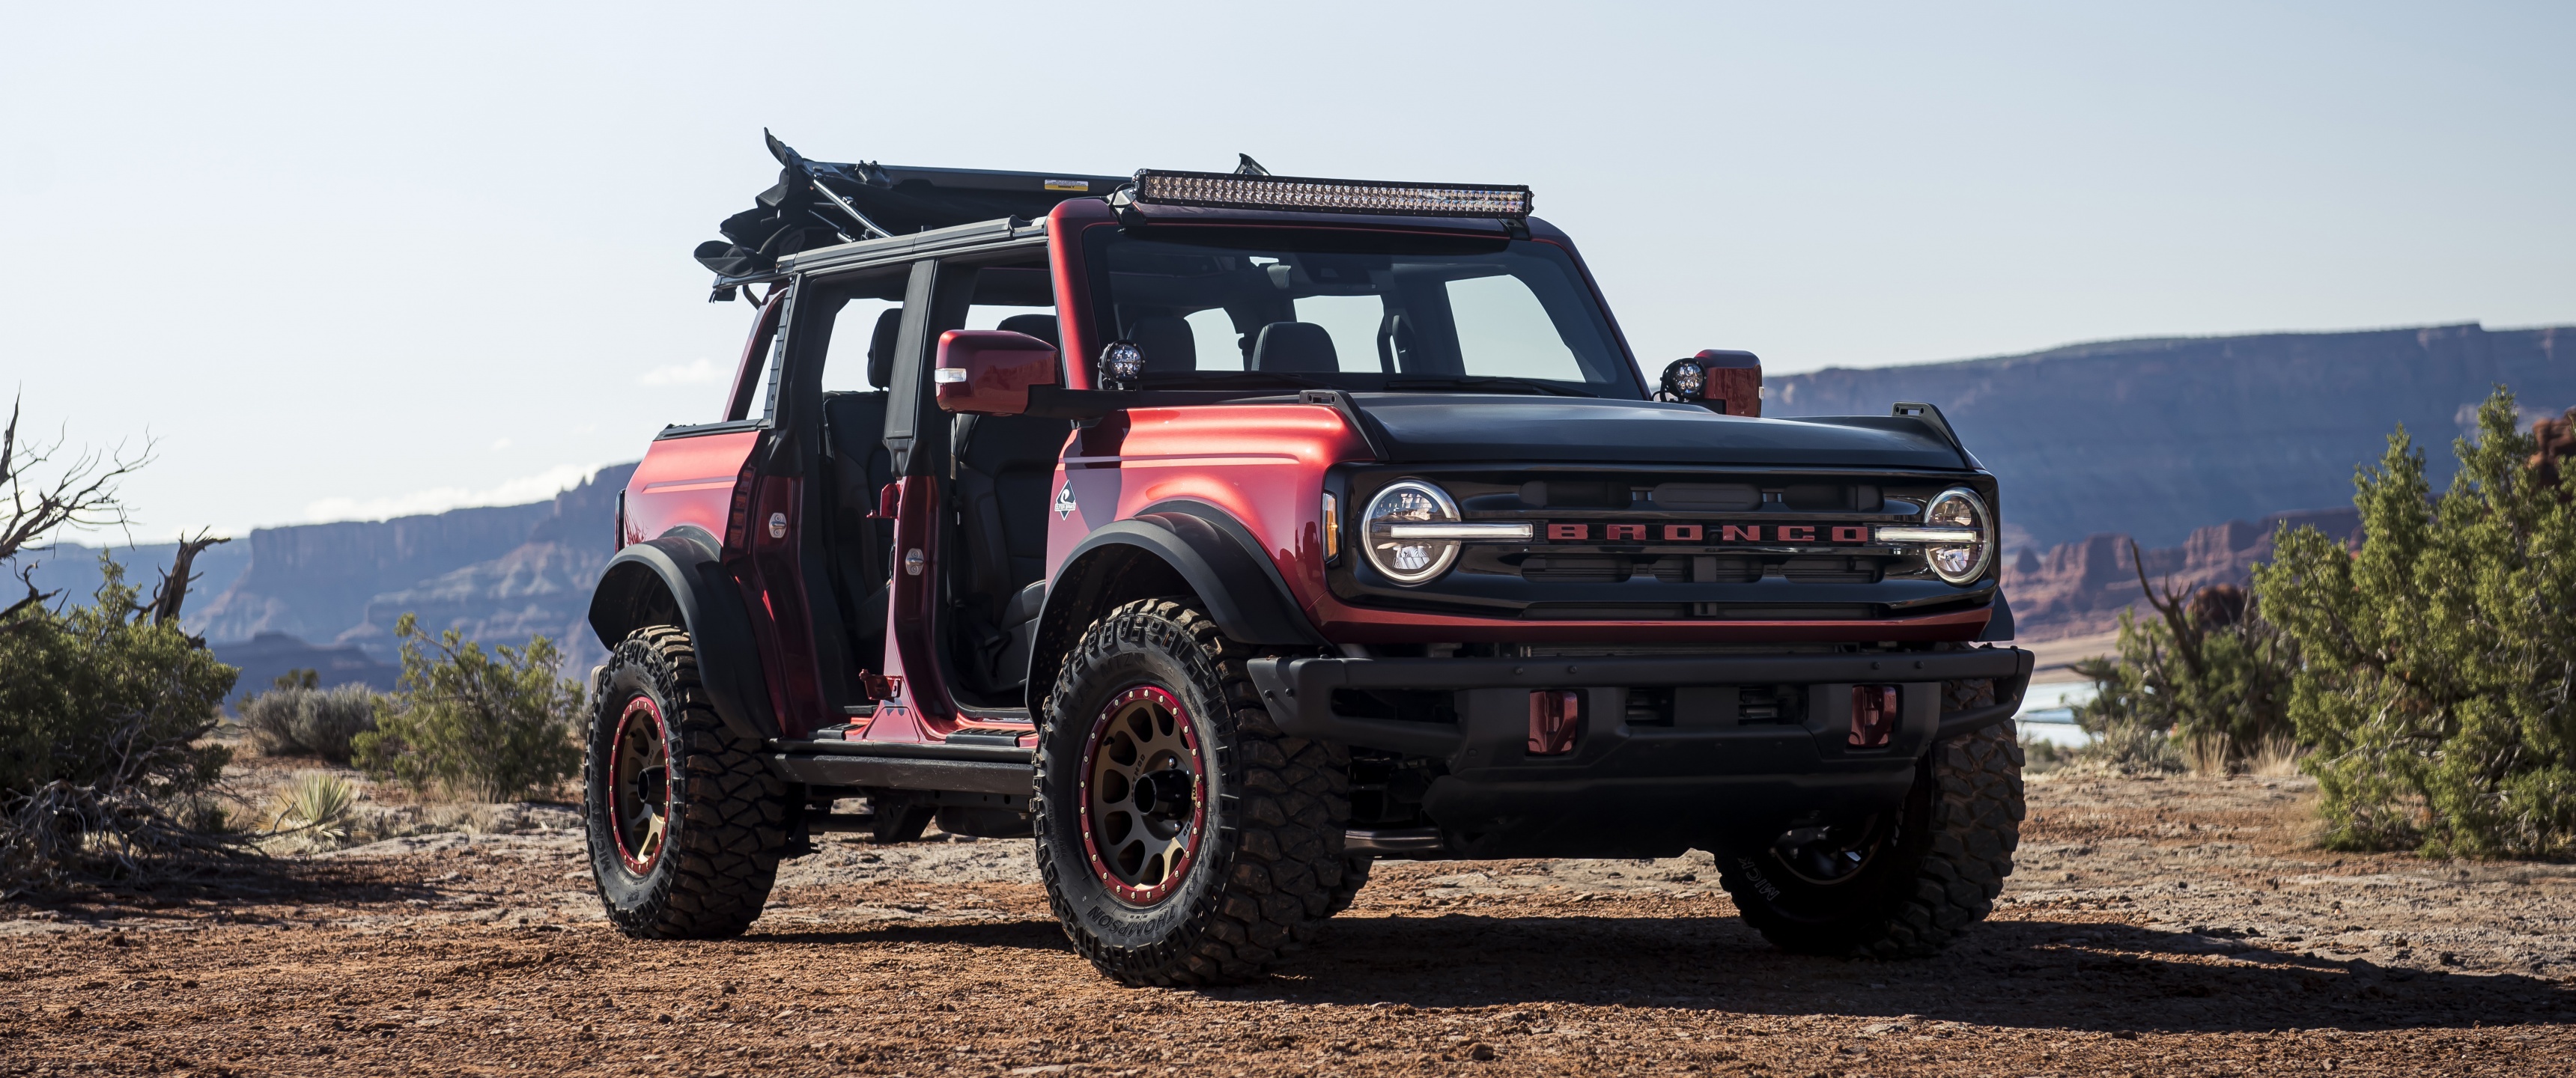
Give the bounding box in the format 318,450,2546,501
1261,913,2576,1034
757,910,2575,1034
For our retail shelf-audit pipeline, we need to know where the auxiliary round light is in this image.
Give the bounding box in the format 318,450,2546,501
1097,339,1146,391
1922,488,1993,585
1362,480,1462,586
1661,358,1707,401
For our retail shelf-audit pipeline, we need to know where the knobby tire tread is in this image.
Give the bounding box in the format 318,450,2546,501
1034,598,1355,986
586,625,789,940
1721,721,2024,959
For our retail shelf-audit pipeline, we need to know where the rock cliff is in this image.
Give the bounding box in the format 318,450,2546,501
193,501,558,646
335,463,637,672
1772,323,2573,551
2003,506,2363,641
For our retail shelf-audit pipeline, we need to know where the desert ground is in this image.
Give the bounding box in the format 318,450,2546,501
5,743,2574,1077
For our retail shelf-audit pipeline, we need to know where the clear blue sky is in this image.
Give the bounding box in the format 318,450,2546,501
4,1,2569,540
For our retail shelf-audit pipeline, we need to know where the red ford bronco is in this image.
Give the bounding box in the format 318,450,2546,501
583,134,2034,984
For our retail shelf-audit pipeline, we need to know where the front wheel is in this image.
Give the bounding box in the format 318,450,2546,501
1033,598,1357,986
1716,720,2024,958
583,626,791,939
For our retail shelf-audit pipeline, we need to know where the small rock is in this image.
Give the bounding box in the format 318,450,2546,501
1467,1042,1496,1061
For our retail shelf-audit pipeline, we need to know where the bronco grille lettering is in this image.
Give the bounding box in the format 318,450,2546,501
1530,521,1874,545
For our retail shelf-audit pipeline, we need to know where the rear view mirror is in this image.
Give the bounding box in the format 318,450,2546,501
934,330,1058,416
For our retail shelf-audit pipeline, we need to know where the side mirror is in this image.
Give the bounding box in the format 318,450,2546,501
934,329,1058,416
1662,350,1761,417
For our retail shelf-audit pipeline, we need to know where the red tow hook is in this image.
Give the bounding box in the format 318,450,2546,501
1850,685,1899,748
1528,690,1580,755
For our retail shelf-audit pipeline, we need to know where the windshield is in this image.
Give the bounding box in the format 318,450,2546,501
1082,227,1643,398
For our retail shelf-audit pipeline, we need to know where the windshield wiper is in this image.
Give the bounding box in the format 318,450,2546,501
1380,376,1597,398
1141,371,1336,391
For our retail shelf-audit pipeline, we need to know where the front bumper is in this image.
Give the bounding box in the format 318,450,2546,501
1244,647,2033,857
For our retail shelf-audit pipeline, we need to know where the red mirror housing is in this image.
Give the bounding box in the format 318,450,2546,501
934,329,1058,416
1696,349,1761,418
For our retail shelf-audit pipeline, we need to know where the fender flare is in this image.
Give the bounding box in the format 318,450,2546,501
1026,505,1327,692
586,531,778,743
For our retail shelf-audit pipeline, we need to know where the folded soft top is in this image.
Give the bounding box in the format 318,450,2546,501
693,131,1128,281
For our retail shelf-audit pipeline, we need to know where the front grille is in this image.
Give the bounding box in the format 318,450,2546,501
1781,556,1880,583
1521,555,1629,583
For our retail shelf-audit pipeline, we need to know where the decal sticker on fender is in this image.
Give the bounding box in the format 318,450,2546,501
1054,483,1078,520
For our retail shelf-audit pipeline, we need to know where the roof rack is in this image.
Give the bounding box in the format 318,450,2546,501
694,130,1126,287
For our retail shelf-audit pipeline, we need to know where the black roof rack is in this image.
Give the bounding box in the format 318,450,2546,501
694,130,1127,283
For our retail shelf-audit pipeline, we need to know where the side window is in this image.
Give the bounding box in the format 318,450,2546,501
1184,308,1240,371
1445,272,1586,381
819,297,902,394
1290,294,1390,373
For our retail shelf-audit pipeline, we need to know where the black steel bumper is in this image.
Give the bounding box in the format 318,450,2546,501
1243,648,2033,858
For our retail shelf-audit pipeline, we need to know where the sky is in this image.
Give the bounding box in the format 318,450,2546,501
3,1,2570,541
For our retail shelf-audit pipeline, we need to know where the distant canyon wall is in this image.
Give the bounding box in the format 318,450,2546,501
1771,323,2572,552
2003,506,2362,642
193,463,637,677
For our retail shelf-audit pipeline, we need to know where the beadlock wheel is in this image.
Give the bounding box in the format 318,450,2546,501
1080,685,1209,905
607,696,672,874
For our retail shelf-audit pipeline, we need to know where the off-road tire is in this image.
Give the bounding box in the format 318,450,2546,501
1322,855,1373,916
1033,598,1356,986
1716,720,2023,958
583,626,791,939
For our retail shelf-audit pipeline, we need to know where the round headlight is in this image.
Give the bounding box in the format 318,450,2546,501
1922,487,1993,585
1363,480,1461,585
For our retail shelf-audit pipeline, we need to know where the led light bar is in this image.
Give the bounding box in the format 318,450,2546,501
1874,526,1983,543
1130,169,1533,219
1386,522,1536,540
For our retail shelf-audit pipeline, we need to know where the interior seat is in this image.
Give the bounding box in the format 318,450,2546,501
1251,320,1338,373
950,317,1069,696
997,312,1058,348
822,308,905,671
1126,315,1197,374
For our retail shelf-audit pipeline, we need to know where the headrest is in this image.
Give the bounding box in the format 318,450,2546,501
865,308,902,389
997,313,1059,349
1126,316,1197,374
1251,321,1339,374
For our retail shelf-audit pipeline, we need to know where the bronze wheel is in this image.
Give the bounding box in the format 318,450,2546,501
1080,685,1208,905
607,696,671,874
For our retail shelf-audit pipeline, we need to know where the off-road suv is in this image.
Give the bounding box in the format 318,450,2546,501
582,135,2034,984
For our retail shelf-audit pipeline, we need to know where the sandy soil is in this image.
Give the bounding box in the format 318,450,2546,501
4,769,2574,1077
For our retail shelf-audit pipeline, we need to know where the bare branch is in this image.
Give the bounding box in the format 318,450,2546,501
0,391,155,569
141,529,229,632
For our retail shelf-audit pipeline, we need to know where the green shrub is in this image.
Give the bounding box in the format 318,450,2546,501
0,561,239,888
2067,654,2184,774
2256,386,2576,857
239,683,380,762
351,613,583,803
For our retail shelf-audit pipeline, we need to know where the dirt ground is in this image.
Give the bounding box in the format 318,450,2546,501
6,764,2575,1077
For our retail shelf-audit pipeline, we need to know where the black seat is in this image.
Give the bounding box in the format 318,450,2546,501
821,308,905,671
997,313,1058,348
1251,320,1338,372
1126,315,1197,374
952,399,1069,696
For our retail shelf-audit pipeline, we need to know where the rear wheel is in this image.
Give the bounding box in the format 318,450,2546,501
1716,721,2023,958
1033,598,1356,986
583,626,791,939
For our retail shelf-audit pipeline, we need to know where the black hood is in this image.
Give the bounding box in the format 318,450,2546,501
1349,395,1972,471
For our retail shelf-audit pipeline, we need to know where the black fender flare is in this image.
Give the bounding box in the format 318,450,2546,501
1025,503,1327,694
586,530,778,743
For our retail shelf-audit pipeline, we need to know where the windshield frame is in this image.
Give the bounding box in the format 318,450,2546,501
1076,222,1648,401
